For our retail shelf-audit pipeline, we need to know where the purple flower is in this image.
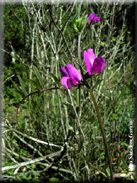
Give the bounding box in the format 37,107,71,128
84,48,105,76
60,64,82,89
88,14,101,23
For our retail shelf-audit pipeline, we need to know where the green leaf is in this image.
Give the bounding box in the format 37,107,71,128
77,4,81,17
77,87,80,106
16,177,22,182
32,177,39,182
13,139,17,144
27,79,42,90
17,75,27,95
11,80,24,96
73,18,84,34
49,177,59,182
112,37,116,42
120,142,128,147
31,164,36,169
62,177,70,182
22,175,27,179
33,66,44,88
49,73,61,86
106,167,110,177
127,31,131,34
100,42,105,46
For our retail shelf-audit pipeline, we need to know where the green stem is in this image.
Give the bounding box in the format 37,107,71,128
78,34,84,79
88,89,114,181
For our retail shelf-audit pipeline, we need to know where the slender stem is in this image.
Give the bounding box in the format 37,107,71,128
88,89,114,181
78,34,84,79
78,34,81,66
22,87,60,101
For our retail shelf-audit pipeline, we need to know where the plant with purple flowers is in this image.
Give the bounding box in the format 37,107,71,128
59,13,114,182
23,10,113,181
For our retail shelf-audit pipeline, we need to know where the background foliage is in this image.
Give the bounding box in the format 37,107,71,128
3,2,135,182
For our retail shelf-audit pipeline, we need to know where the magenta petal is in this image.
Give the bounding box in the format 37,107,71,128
65,64,81,82
60,67,69,77
92,56,105,73
88,14,100,23
96,17,101,22
92,17,96,23
88,14,96,23
71,79,78,85
61,77,74,89
84,50,93,75
87,49,96,61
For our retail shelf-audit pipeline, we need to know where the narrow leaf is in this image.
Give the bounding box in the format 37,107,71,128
77,87,80,107
17,75,27,95
27,79,41,90
33,66,44,88
77,4,81,17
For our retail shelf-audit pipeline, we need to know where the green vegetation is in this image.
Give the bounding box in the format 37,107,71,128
3,3,135,182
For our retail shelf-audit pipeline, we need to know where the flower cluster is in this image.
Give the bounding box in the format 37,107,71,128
60,13,104,90
88,13,100,23
60,49,105,89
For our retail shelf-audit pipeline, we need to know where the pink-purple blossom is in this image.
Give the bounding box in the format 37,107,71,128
84,48,105,76
60,64,82,89
88,14,101,23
